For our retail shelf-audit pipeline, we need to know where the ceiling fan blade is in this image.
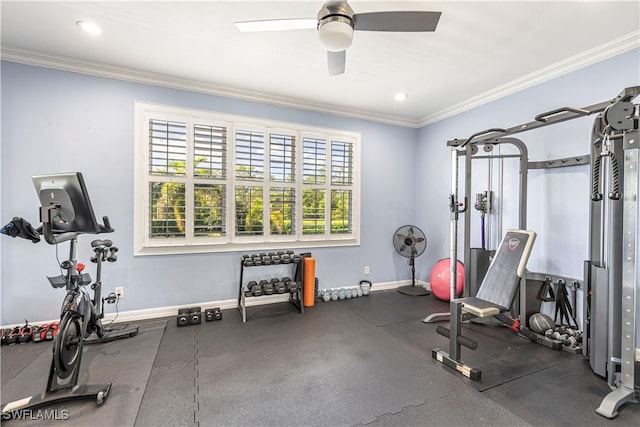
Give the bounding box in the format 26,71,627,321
353,11,441,32
327,50,346,76
235,18,317,32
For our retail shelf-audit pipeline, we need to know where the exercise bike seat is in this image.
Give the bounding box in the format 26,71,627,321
457,229,536,318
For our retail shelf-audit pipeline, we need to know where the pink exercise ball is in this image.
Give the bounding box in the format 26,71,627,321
430,259,464,301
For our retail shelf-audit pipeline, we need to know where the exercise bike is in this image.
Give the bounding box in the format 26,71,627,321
1,173,139,418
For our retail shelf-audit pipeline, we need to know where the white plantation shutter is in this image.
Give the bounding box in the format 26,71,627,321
134,103,360,254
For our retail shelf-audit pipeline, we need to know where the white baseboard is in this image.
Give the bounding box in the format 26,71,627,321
1,280,427,328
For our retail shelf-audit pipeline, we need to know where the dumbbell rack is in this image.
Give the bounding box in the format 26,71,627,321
237,251,308,323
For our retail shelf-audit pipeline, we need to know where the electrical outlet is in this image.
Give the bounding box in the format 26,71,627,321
364,266,370,275
115,286,124,298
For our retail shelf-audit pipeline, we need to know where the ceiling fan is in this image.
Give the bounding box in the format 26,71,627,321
235,1,441,76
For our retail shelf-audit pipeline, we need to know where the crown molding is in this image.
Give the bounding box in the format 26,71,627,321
0,45,418,128
2,30,638,130
417,30,640,127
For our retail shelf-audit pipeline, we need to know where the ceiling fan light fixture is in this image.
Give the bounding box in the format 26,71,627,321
318,17,354,52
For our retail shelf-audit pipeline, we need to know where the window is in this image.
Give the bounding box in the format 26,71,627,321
134,103,360,255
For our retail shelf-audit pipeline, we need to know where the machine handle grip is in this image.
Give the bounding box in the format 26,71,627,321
535,107,589,123
99,216,114,233
460,128,507,147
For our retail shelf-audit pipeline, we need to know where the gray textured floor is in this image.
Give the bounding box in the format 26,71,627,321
1,320,165,426
2,291,640,426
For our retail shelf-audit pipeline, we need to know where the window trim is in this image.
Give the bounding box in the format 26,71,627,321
134,102,361,256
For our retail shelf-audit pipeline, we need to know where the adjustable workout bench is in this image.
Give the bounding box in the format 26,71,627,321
432,229,536,380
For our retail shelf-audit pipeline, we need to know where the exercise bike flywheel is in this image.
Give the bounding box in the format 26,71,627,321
53,312,83,380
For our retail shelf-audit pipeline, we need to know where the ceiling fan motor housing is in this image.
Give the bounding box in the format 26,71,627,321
317,2,355,52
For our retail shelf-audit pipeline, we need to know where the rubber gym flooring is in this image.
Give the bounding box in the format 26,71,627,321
2,289,640,426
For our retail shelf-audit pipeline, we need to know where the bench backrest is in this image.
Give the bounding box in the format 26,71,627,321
475,229,536,311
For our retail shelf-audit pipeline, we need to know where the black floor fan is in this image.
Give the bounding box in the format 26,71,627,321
393,225,429,296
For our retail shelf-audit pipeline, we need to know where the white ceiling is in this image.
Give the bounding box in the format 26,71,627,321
1,1,639,127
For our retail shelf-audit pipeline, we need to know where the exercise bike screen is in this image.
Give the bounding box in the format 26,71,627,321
32,172,100,234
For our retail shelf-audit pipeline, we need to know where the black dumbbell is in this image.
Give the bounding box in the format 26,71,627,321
252,256,263,266
205,307,222,322
287,280,299,293
247,280,262,297
190,307,202,325
281,254,291,264
261,279,274,295
271,278,286,294
262,255,272,265
177,308,190,327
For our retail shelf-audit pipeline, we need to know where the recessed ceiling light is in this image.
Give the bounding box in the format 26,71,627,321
76,20,102,36
394,93,408,101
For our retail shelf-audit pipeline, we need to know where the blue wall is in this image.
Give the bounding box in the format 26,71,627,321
0,61,418,324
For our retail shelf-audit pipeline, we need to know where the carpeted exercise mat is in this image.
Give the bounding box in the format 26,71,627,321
0,320,166,426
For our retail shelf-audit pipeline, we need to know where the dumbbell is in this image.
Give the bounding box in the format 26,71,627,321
331,289,339,301
247,280,262,297
271,254,281,264
280,254,291,264
189,307,202,325
285,278,298,293
338,289,346,300
261,279,274,295
177,308,190,327
322,290,331,302
205,307,222,322
270,278,285,294
262,255,272,265
252,255,263,266
345,289,352,299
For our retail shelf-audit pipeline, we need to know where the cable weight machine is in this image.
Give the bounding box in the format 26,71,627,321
587,88,640,418
425,86,639,418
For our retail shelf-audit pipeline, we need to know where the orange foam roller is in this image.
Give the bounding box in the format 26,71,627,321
303,257,316,307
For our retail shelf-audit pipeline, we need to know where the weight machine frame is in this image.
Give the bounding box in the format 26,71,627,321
427,86,640,418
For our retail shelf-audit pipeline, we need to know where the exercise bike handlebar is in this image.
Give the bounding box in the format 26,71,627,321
99,216,114,233
39,213,115,245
